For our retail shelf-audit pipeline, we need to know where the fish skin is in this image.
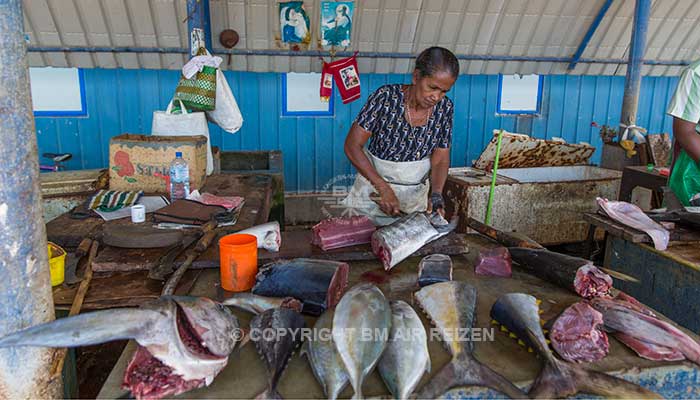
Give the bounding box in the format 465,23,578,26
0,296,240,400
417,254,453,287
413,282,524,399
507,247,587,293
250,307,306,400
302,310,349,400
490,293,662,399
378,300,430,400
221,293,302,314
237,221,282,252
371,212,458,271
332,283,392,399
597,197,669,251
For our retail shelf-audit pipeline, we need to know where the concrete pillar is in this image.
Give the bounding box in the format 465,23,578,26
0,1,62,398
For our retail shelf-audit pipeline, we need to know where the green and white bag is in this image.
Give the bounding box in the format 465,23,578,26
173,48,217,111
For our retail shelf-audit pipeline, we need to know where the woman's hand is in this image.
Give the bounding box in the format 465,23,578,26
427,192,445,217
377,184,401,216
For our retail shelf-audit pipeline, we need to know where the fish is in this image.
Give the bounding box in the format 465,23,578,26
252,258,349,316
590,293,700,365
221,293,302,314
550,302,609,363
597,197,669,251
508,247,613,298
301,310,350,400
377,300,430,400
332,283,392,399
0,296,240,400
417,254,453,287
250,307,306,399
237,221,282,252
312,215,376,251
371,212,458,271
413,281,524,398
490,293,661,398
475,247,512,278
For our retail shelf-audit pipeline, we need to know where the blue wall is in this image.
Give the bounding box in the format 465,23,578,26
35,69,679,192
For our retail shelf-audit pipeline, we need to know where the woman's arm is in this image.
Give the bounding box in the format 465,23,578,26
344,122,401,215
428,147,450,216
674,117,700,162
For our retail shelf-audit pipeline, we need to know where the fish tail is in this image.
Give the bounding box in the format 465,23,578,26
415,354,524,399
255,387,283,400
351,388,363,400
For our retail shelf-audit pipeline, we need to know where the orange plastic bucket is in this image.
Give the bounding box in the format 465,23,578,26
219,233,258,292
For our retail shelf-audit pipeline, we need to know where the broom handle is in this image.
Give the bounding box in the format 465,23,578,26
485,129,504,225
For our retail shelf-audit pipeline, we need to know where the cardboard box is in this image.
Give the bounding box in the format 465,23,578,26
109,134,207,193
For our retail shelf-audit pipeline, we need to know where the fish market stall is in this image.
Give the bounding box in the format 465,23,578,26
585,211,700,333
96,234,700,399
445,131,622,245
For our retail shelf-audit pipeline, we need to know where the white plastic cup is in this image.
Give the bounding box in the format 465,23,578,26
131,204,146,223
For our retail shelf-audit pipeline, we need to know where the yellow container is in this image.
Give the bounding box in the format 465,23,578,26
48,242,66,286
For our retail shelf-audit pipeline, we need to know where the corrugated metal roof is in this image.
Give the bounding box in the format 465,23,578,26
21,0,700,76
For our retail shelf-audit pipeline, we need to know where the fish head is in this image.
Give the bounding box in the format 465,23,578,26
414,281,476,356
169,296,240,357
490,293,550,357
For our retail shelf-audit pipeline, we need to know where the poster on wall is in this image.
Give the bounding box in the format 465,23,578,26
320,1,353,46
279,1,311,44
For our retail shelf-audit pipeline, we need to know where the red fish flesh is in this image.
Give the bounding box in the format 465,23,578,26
475,247,512,278
311,216,376,251
573,264,612,299
550,302,609,363
590,293,700,365
596,198,669,251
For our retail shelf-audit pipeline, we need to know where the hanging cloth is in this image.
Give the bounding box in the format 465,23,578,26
323,53,361,104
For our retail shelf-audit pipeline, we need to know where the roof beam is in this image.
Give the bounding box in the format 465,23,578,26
568,0,614,70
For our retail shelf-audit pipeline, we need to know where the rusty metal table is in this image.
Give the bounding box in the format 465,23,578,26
97,235,700,399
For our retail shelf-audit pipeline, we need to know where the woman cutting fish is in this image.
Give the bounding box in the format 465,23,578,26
343,47,458,225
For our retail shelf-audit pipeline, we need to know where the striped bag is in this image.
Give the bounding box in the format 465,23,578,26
173,57,217,111
88,189,144,212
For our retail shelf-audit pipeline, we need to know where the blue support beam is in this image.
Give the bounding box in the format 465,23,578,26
0,1,61,398
619,0,651,138
187,0,212,55
568,0,614,70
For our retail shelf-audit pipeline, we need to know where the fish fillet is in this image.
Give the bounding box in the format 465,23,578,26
596,198,669,251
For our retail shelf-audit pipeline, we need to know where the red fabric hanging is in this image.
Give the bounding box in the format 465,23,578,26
320,63,333,102
323,54,361,104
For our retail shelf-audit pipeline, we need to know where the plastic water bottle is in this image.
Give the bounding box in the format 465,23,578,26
169,152,190,201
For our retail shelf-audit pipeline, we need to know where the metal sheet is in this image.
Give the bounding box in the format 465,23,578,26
473,131,597,170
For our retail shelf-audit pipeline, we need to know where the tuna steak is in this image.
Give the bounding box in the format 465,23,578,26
550,302,609,363
414,282,524,398
490,293,661,398
302,310,349,400
250,307,306,399
371,212,457,271
237,221,282,252
0,296,240,400
508,247,612,298
475,247,512,278
590,293,700,365
332,283,392,399
221,293,302,314
312,216,376,251
377,301,430,400
417,254,453,287
252,258,349,316
597,197,669,251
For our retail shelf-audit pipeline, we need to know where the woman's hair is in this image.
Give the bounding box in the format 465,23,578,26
414,47,459,78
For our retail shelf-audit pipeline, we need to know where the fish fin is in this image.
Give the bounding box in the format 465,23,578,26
416,354,524,399
255,388,283,400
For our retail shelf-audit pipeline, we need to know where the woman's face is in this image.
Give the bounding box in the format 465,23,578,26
412,69,456,109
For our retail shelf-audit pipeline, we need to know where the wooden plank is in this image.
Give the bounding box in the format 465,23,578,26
583,212,649,243
92,246,167,272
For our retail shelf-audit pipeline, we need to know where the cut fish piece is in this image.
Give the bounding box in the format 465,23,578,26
550,302,609,363
237,222,281,252
596,198,669,251
311,216,376,251
573,264,612,299
417,254,453,287
475,247,512,278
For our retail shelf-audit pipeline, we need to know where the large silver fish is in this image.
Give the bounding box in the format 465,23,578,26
332,283,392,399
371,212,458,270
414,281,524,398
377,300,430,400
221,292,302,314
302,309,350,400
250,307,306,399
490,293,661,398
0,296,240,400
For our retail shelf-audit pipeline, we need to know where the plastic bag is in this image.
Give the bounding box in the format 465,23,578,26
669,149,700,206
205,69,243,134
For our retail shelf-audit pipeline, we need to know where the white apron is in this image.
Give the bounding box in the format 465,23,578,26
342,150,431,226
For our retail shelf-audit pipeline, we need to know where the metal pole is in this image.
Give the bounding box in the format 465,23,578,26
618,0,651,139
0,1,62,398
187,0,212,55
